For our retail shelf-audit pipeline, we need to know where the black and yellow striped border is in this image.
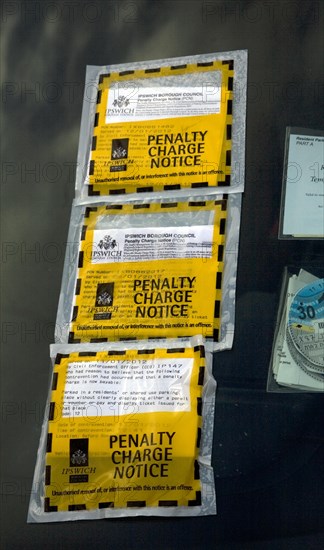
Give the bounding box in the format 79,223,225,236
45,345,205,512
88,60,234,196
69,198,228,343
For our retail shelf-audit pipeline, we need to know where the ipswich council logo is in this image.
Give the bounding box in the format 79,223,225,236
71,449,88,466
98,235,117,250
95,282,115,307
111,138,129,160
92,235,122,263
96,290,113,306
112,95,130,109
70,438,89,467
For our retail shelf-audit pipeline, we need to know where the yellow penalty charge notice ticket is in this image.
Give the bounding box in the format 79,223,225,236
68,199,228,343
87,61,234,196
43,342,212,515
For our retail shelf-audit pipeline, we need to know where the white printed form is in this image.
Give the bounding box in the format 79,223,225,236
91,225,214,264
63,358,194,417
281,129,324,238
106,72,221,123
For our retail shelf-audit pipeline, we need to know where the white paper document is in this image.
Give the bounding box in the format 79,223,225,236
280,128,324,239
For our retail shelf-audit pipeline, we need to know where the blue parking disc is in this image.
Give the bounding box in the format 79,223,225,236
287,279,324,370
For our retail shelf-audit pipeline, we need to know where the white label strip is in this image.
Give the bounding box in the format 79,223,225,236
90,225,214,264
106,72,221,123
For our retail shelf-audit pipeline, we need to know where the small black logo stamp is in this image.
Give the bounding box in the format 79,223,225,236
111,138,129,160
70,438,88,467
95,282,114,307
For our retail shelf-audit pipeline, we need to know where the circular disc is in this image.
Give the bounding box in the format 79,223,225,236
287,279,324,371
